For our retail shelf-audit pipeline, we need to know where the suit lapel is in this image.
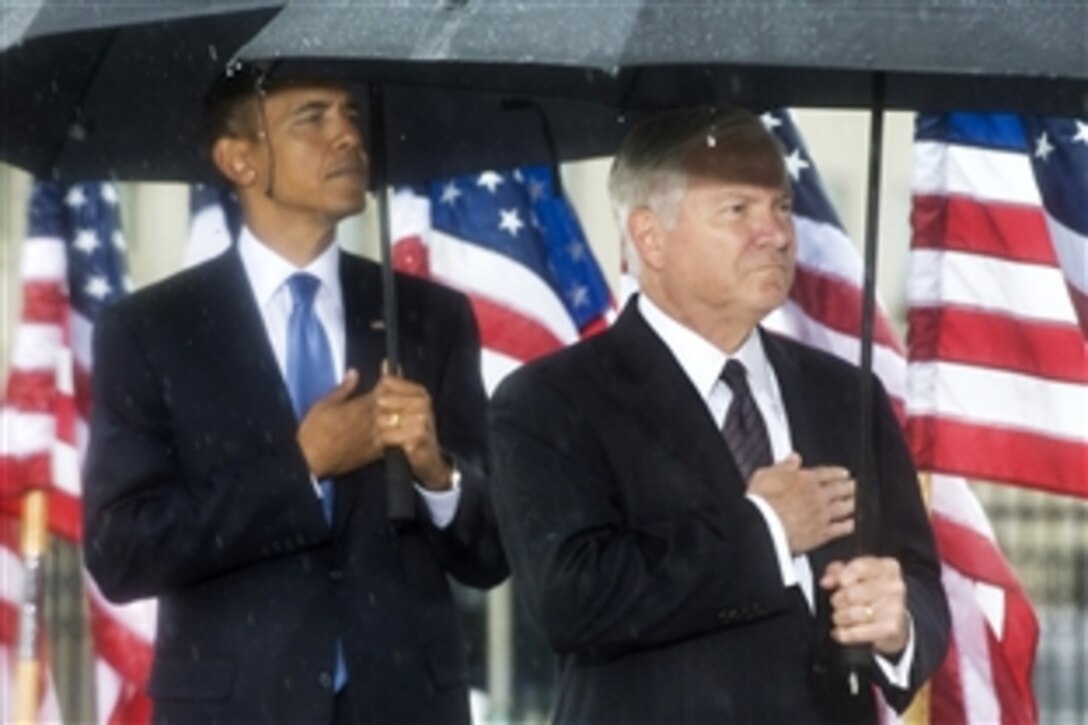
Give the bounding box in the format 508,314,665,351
333,253,387,534
600,301,743,497
203,251,299,434
761,330,818,465
763,331,856,606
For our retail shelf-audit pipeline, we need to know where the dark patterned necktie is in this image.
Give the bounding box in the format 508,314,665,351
721,359,773,482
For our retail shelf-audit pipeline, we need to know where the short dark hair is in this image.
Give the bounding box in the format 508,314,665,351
201,61,357,154
201,61,269,153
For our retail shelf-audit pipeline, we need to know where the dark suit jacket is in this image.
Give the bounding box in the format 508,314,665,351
83,248,507,724
489,299,950,724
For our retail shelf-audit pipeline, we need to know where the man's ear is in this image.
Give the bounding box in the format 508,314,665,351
627,207,666,271
211,137,257,187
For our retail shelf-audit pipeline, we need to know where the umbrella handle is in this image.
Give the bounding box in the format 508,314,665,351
385,448,417,524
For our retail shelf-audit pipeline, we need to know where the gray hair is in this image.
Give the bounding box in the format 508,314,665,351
608,107,785,279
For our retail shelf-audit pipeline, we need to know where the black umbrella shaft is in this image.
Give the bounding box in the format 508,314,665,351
368,83,416,526
369,84,400,371
842,71,887,688
857,72,886,554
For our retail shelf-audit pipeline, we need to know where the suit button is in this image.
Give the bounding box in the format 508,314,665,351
329,569,344,581
318,672,333,689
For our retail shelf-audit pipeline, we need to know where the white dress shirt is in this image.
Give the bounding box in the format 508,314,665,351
237,228,460,527
637,294,913,684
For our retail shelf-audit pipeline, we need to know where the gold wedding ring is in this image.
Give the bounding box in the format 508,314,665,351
862,606,874,622
389,412,401,428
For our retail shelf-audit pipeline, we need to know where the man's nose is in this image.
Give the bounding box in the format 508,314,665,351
754,209,794,248
333,112,363,151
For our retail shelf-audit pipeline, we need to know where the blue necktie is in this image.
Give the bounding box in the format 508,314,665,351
285,273,336,521
284,273,348,690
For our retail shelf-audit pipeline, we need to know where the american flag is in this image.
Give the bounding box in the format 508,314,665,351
391,165,613,392
910,113,1088,498
757,110,1040,724
909,112,1088,722
0,181,155,723
185,183,238,268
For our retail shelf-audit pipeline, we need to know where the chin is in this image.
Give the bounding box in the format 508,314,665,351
332,195,367,218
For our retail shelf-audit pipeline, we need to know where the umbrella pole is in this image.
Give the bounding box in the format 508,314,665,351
368,83,416,525
842,70,887,693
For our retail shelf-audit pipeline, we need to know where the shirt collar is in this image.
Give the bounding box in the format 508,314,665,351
238,226,342,308
637,293,775,400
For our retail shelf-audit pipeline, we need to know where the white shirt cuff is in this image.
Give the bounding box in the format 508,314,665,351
746,493,798,589
875,613,916,688
414,467,462,529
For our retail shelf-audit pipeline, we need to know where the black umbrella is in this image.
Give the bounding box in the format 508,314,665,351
239,0,1087,114
5,1,1085,181
0,0,282,181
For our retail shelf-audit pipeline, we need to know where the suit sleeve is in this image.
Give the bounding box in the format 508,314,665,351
870,378,951,708
423,292,508,589
82,304,331,603
489,364,796,656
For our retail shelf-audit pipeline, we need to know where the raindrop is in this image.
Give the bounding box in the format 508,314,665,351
67,122,88,142
208,44,219,62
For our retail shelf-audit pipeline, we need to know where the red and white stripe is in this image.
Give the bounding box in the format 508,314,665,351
1,222,155,723
909,136,1088,498
927,475,1039,725
764,214,907,410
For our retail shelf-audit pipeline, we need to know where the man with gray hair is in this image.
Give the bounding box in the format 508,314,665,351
489,107,949,723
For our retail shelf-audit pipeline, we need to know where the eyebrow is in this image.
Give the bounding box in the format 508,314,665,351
288,97,361,117
288,99,333,118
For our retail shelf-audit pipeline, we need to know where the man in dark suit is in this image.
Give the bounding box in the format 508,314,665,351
83,66,506,723
490,107,950,723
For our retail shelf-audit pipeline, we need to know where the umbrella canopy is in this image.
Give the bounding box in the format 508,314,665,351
230,0,1087,187
241,0,1087,114
0,0,281,181
4,0,1084,184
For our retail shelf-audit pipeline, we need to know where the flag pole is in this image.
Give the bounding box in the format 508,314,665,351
901,472,934,725
13,489,48,724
